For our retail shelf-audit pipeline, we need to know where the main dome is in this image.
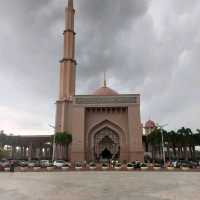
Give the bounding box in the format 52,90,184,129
93,86,119,96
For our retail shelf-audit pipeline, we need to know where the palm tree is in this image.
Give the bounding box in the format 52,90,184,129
196,129,200,146
144,127,200,161
177,127,187,160
54,132,72,160
177,127,195,160
147,128,162,160
163,130,171,160
168,130,178,159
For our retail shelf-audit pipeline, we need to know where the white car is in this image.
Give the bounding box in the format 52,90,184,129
172,161,178,168
53,160,67,168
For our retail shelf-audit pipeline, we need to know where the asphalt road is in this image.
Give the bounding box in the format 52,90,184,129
0,172,199,200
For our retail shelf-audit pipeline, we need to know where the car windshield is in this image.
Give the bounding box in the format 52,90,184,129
56,160,64,163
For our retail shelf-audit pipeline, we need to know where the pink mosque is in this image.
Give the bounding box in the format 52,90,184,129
55,0,144,162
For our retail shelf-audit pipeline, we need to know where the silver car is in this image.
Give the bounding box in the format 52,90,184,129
53,160,67,168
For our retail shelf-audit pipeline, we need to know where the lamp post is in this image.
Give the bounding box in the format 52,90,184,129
156,123,168,166
49,124,57,162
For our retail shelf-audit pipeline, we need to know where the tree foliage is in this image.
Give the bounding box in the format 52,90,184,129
53,132,72,145
143,127,200,160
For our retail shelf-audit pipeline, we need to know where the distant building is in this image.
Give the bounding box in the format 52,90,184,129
144,120,156,136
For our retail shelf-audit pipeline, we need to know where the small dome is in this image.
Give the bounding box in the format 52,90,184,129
145,120,156,129
93,86,119,96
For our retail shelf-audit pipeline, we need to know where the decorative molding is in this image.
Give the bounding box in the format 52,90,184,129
60,58,77,65
63,29,76,35
74,95,138,105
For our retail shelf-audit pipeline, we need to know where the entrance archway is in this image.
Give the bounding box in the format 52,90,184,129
101,148,112,159
94,127,120,161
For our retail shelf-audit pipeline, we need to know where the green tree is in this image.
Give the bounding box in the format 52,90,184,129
144,126,200,161
53,132,72,160
147,128,162,160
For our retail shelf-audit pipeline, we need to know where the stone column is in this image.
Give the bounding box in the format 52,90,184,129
20,146,24,159
12,145,16,159
24,147,28,159
28,144,32,161
38,148,41,159
44,148,47,159
50,146,53,160
32,147,36,159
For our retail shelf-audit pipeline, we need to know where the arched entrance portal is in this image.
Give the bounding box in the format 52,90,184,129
101,148,112,159
94,127,120,161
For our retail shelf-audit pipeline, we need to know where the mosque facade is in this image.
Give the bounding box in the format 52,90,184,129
55,0,144,162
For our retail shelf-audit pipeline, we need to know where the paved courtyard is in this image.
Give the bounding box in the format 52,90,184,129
0,172,199,200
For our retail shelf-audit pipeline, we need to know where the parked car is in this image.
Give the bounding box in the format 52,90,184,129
53,160,67,168
189,161,199,168
18,160,28,167
14,160,22,167
171,160,179,168
172,160,196,168
28,160,40,167
0,160,9,168
40,160,52,168
0,165,4,171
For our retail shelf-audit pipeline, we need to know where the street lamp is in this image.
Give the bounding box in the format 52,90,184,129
49,124,57,162
156,123,168,166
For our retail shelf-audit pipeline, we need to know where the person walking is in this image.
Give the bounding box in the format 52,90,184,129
10,160,15,172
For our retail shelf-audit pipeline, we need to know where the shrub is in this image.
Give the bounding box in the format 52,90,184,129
154,163,161,167
140,163,147,167
115,163,122,167
127,163,133,168
75,162,82,168
89,162,96,167
102,163,108,167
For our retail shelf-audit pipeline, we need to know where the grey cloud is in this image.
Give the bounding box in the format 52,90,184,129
0,0,199,134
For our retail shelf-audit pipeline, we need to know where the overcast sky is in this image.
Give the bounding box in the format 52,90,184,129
0,0,199,135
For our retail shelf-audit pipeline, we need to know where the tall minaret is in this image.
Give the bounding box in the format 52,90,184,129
59,0,76,100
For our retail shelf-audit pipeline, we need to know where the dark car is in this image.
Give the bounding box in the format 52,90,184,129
188,161,198,168
18,160,28,167
175,160,196,168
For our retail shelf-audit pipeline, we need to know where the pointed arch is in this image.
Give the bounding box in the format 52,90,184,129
87,120,127,160
87,119,127,146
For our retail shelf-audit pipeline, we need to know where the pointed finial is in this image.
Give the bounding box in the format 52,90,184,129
103,70,107,87
68,0,73,8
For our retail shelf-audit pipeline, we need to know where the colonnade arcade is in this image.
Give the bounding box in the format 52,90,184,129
0,134,52,160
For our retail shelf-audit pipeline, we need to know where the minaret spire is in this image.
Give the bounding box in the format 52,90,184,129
103,70,107,87
68,0,73,8
59,0,76,100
